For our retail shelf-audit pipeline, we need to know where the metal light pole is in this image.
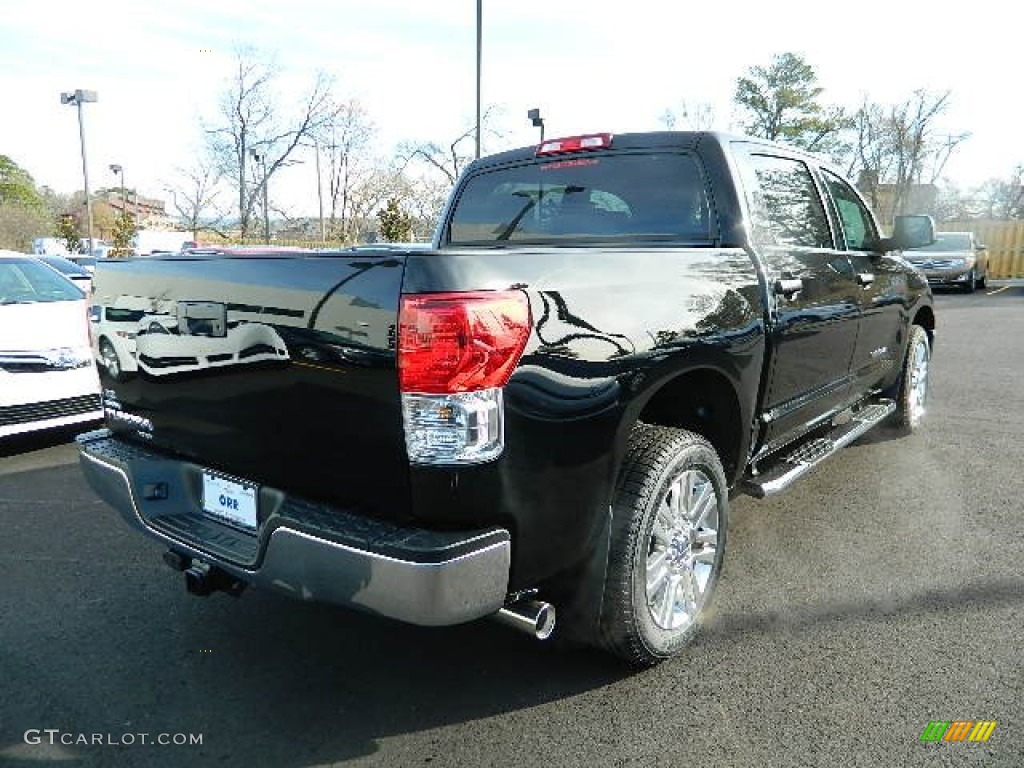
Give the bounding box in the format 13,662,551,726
475,0,482,160
313,140,325,243
61,89,98,255
250,149,270,244
528,108,545,143
109,164,126,211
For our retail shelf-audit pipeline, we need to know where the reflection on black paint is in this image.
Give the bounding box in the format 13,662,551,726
534,290,635,358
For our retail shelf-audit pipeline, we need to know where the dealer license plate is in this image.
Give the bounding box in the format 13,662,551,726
201,472,258,530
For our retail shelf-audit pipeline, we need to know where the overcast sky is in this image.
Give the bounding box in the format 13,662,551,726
2,0,1019,217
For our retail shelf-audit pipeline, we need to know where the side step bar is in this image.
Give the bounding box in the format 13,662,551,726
740,400,896,499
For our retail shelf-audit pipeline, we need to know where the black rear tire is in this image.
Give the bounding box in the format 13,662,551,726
597,424,728,667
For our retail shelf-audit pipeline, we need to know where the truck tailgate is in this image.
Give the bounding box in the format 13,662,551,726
91,252,412,520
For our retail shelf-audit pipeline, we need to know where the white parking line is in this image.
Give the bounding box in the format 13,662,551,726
986,286,1009,296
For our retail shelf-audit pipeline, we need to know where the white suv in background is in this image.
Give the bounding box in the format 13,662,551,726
0,251,102,438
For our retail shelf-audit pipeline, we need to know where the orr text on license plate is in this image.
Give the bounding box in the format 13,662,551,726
201,472,258,530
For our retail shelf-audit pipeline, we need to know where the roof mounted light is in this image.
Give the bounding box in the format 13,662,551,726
536,133,613,156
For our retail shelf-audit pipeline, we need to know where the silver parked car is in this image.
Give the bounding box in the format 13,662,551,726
904,231,989,292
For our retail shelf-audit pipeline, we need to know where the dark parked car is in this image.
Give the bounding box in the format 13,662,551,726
904,231,988,292
35,255,93,288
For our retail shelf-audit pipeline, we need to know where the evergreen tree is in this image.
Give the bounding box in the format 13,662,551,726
377,197,412,242
56,214,83,253
110,212,138,257
734,52,849,156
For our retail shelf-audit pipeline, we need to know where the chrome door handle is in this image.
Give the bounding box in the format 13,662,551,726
774,278,803,297
856,273,875,287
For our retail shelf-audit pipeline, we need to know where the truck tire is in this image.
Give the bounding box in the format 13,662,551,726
891,325,930,432
598,424,728,667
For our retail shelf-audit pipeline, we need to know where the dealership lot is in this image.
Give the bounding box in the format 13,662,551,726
1,288,1022,767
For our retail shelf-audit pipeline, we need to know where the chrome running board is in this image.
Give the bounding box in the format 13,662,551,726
741,399,896,499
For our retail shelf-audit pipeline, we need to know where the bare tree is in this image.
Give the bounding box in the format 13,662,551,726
317,99,376,243
970,167,1024,219
848,99,896,212
204,49,338,237
659,101,718,131
0,203,52,251
848,90,970,219
166,162,224,239
397,107,503,188
345,165,413,242
405,175,449,240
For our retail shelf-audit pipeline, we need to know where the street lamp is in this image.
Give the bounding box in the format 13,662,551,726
528,108,545,143
60,89,98,255
290,142,326,243
109,164,127,212
249,149,270,244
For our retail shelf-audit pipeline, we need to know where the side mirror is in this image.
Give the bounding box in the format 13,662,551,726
976,243,987,252
892,215,936,250
875,214,936,252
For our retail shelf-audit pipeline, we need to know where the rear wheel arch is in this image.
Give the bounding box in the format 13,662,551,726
627,367,746,484
911,305,935,349
551,366,744,647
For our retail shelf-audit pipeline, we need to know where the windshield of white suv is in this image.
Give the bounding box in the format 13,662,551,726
0,259,85,304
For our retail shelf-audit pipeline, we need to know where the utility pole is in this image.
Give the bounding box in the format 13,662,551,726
61,89,98,254
475,0,482,160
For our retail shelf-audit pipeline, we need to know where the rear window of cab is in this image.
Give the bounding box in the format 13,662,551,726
447,153,712,245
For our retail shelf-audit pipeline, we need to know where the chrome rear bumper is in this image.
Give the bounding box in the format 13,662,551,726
77,430,510,626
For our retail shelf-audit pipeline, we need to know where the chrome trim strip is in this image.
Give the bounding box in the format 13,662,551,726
0,409,103,438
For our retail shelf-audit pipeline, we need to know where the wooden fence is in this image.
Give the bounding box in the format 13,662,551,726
938,220,1024,279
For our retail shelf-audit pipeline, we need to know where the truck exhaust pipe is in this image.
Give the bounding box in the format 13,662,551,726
494,599,556,640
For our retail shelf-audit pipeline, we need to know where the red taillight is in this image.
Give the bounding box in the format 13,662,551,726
398,291,531,394
536,133,613,156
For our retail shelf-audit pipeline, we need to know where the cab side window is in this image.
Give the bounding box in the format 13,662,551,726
822,170,878,251
745,154,832,249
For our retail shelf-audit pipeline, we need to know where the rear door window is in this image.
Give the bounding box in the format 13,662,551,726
743,154,833,249
447,153,712,245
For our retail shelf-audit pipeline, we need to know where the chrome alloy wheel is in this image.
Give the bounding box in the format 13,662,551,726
906,333,930,427
645,468,720,631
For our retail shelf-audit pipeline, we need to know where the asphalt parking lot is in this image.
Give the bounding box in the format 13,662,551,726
1,287,1022,768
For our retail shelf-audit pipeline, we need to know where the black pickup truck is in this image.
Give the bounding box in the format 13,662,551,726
78,131,936,666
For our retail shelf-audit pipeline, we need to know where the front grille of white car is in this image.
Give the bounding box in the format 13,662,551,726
0,351,92,372
0,394,102,427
